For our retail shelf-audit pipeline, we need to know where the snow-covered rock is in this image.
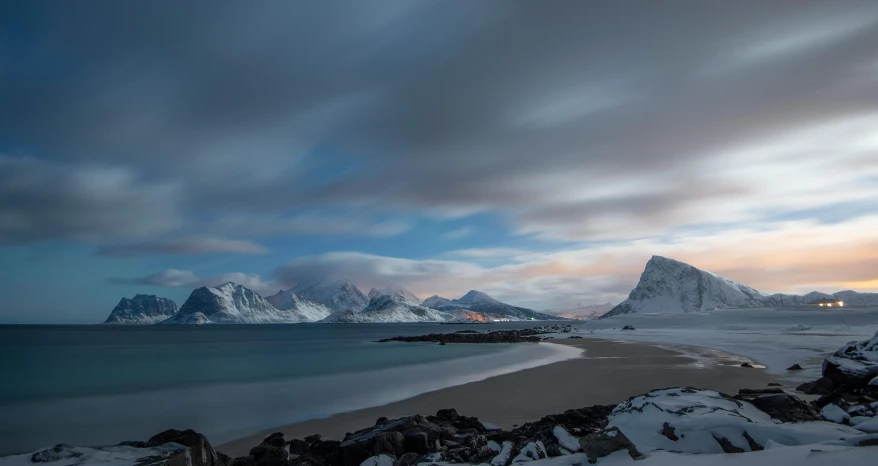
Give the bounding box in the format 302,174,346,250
293,280,368,313
0,443,188,466
367,286,421,305
821,404,851,423
606,387,863,454
822,331,878,387
603,256,878,317
163,282,310,324
854,417,878,433
265,289,332,321
322,295,452,323
103,295,177,324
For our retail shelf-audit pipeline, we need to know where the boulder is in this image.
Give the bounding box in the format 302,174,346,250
823,356,878,388
796,377,834,395
147,429,224,466
579,427,642,464
607,387,863,455
435,408,460,422
734,392,822,422
787,364,804,371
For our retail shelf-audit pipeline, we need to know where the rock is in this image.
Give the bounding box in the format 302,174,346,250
767,383,783,387
608,387,862,454
147,429,224,466
569,336,583,339
403,432,429,454
261,433,286,448
713,435,745,453
787,364,804,371
736,393,821,423
31,445,84,463
621,325,636,330
377,328,559,344
395,452,420,466
290,439,310,455
796,377,834,395
660,422,678,441
579,427,642,464
823,356,878,388
740,362,754,368
820,403,851,424
511,405,614,452
256,447,289,466
435,408,460,422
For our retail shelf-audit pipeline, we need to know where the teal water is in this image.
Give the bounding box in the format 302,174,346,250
0,323,579,454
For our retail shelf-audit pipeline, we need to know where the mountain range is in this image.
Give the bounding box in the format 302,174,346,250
603,255,878,317
104,280,564,325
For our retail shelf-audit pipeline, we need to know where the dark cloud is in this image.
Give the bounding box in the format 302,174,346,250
96,238,268,257
2,0,877,246
107,269,276,293
0,156,181,244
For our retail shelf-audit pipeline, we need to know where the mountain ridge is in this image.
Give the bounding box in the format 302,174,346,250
603,256,878,317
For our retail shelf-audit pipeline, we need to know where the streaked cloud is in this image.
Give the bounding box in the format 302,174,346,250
97,238,269,256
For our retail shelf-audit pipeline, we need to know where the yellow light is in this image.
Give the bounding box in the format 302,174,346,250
827,303,832,307
839,301,844,307
819,303,824,307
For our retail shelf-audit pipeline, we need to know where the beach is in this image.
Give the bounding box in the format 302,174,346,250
219,337,782,456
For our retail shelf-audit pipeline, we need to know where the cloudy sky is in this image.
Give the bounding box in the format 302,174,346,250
2,1,878,323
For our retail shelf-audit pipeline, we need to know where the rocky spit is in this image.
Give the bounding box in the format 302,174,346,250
376,325,574,344
14,330,878,466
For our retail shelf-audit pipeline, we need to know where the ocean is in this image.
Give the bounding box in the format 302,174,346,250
0,323,580,455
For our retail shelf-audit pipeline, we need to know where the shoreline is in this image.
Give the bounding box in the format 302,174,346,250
219,337,783,456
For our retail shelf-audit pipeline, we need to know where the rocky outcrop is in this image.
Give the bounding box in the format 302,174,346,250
734,389,822,422
377,325,573,344
579,427,642,463
821,331,878,388
103,294,177,324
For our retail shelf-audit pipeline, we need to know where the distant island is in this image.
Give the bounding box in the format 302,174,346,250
104,256,878,325
103,281,566,325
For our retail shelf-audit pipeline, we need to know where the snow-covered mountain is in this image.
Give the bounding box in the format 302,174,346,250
265,289,332,322
293,280,368,313
604,256,770,317
603,256,878,318
163,282,314,324
103,294,177,324
367,286,421,305
452,290,502,306
429,290,565,321
321,295,452,323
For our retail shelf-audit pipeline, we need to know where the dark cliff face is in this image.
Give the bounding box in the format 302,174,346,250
103,294,177,324
175,287,220,318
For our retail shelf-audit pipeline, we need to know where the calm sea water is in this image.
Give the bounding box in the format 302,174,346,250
0,323,580,454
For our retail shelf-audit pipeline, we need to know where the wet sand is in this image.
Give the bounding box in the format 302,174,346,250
219,338,783,456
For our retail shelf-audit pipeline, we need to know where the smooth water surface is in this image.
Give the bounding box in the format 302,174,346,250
0,323,580,454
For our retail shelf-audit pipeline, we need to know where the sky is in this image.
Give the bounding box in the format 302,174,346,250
2,1,878,323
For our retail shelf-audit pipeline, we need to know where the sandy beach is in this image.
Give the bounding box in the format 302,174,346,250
219,337,784,456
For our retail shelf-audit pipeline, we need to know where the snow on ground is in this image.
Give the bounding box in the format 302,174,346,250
552,426,580,452
607,388,862,454
360,455,394,466
0,444,186,466
578,307,878,381
418,444,877,466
